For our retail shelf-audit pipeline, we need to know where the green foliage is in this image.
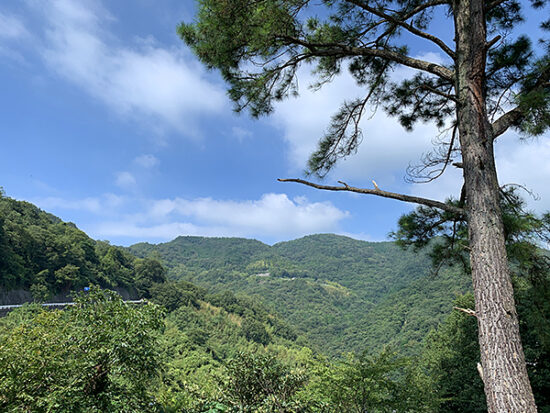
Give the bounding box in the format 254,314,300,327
134,258,167,297
179,0,550,177
223,351,309,412
131,234,469,356
422,294,486,412
424,280,550,412
0,194,165,299
0,287,164,412
150,280,205,311
312,349,435,412
242,318,270,345
392,188,550,277
179,0,302,118
150,277,311,412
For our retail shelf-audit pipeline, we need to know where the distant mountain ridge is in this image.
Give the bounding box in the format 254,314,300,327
129,233,472,355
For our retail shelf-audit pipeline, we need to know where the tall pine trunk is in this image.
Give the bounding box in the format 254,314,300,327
453,0,537,410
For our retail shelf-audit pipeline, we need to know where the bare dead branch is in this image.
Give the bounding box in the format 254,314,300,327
416,124,458,183
454,306,477,317
406,124,460,183
500,183,540,201
278,178,465,215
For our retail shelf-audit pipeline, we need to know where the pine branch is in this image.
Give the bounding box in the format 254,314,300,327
399,0,451,19
278,178,464,215
491,64,550,138
491,106,523,138
486,0,509,10
344,0,456,58
279,35,454,80
419,83,458,102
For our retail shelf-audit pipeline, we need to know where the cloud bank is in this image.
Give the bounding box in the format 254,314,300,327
33,193,349,244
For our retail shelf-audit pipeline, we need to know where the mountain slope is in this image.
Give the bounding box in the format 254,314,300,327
0,192,472,356
129,234,472,355
0,194,164,303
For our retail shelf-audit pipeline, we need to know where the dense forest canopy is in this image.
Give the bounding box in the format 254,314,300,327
130,233,472,356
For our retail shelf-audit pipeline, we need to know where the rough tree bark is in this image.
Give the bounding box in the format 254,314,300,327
453,0,537,410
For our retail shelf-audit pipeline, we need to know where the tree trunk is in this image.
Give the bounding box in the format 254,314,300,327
453,0,537,411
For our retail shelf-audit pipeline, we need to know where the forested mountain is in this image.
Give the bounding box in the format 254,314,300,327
1,193,472,357
0,193,166,303
129,234,472,355
0,195,316,411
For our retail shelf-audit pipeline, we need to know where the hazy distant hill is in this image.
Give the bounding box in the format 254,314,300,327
129,234,472,355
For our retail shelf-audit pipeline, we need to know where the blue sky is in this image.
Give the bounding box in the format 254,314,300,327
1,0,549,246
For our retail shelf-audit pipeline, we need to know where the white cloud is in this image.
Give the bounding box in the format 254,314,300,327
0,11,30,62
32,193,125,215
134,154,159,169
94,221,212,240
232,126,253,142
0,11,28,40
37,192,349,242
495,135,550,213
271,62,440,185
35,196,103,214
145,193,349,238
26,0,226,136
115,171,136,189
153,194,347,236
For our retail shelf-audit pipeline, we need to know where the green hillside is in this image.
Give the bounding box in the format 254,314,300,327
0,194,165,302
0,192,472,356
131,236,271,271
129,234,472,355
0,195,315,411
